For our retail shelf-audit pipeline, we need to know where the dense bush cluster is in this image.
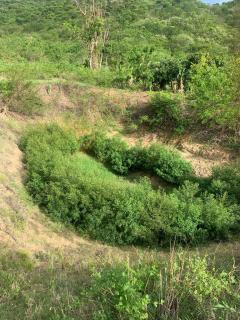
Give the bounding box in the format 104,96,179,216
0,72,45,115
139,92,187,134
189,57,240,133
134,66,240,136
20,125,239,246
80,132,193,184
86,254,240,320
209,163,240,205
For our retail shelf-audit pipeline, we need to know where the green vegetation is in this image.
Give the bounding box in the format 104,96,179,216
209,162,240,205
129,58,240,136
1,249,239,320
142,92,187,134
0,0,239,138
0,71,45,115
80,132,193,183
87,254,240,320
1,1,240,319
20,125,239,245
189,56,240,133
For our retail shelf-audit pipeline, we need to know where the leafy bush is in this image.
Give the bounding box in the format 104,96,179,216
144,144,193,184
201,193,237,239
189,56,240,133
81,133,193,184
21,126,157,244
157,182,203,242
209,162,240,205
0,73,46,115
86,254,240,320
147,92,187,134
80,133,132,174
20,123,79,155
152,182,235,243
21,125,238,246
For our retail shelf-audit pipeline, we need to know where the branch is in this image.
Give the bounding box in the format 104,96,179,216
72,0,87,16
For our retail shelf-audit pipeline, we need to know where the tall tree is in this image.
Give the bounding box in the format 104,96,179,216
73,0,109,69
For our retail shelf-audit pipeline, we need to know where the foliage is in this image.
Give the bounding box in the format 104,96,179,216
0,0,235,90
144,144,192,184
81,132,193,184
20,124,238,245
21,128,157,245
113,47,155,90
138,92,188,134
0,250,86,319
86,254,240,320
20,123,79,155
80,133,131,174
1,249,239,320
189,56,240,132
208,162,240,205
0,72,45,115
154,181,236,243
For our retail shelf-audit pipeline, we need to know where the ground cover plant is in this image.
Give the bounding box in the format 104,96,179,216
20,124,239,246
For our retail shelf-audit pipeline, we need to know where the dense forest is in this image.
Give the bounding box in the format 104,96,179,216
0,1,240,320
0,0,238,77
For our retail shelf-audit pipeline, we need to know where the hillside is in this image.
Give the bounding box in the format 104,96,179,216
0,82,240,319
0,0,233,82
0,0,240,319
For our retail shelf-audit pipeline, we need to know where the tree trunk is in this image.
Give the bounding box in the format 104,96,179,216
73,0,109,70
179,76,184,94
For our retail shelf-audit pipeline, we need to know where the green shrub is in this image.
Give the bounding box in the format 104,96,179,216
81,133,132,174
144,144,193,184
81,133,193,184
157,182,203,242
153,182,235,243
0,73,46,115
201,194,237,239
21,125,238,246
20,124,79,155
26,153,158,245
149,92,187,134
86,254,240,320
189,56,240,133
209,162,240,205
21,127,157,244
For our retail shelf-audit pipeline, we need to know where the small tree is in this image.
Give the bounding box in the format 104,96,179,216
189,56,240,132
